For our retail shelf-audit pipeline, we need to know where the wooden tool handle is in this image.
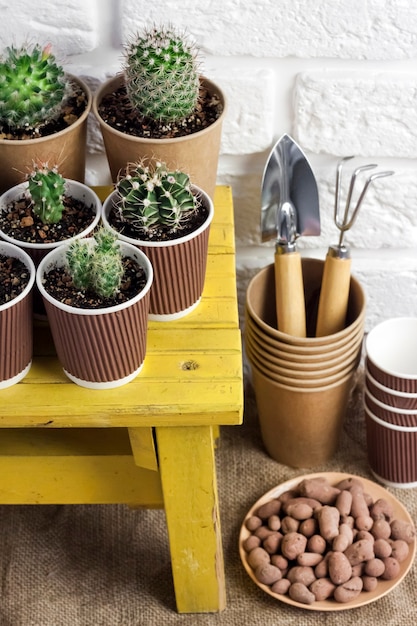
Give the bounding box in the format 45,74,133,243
316,253,352,337
274,251,306,337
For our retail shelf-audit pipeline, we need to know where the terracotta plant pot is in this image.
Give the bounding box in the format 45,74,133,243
92,74,226,200
102,185,214,321
36,240,153,389
0,242,35,388
0,75,92,195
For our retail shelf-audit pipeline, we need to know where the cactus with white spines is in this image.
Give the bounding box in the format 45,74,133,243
27,162,66,224
123,25,200,123
116,160,197,233
66,228,124,299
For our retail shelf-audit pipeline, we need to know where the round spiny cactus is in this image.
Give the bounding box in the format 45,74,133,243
66,228,124,299
0,43,66,130
27,162,66,224
123,25,200,123
116,160,197,232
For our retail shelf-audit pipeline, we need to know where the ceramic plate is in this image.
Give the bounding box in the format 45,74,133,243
239,472,416,611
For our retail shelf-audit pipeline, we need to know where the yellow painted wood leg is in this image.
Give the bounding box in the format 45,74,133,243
128,427,158,471
156,425,226,613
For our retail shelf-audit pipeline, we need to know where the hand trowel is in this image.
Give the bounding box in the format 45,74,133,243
261,134,320,337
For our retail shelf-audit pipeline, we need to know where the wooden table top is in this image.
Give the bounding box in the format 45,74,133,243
0,186,244,429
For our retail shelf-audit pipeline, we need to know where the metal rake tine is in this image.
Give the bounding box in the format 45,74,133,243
351,170,395,224
334,156,354,224
337,169,395,246
342,163,378,227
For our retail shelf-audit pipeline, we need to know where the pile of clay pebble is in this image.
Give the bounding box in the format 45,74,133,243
242,475,415,605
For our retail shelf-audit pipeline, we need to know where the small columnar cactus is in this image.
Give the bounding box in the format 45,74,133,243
116,161,197,232
66,228,124,299
27,162,66,224
0,43,66,130
123,25,200,123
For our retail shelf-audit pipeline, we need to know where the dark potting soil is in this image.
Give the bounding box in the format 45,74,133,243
0,79,88,140
0,254,30,304
97,82,223,139
0,195,96,245
107,199,209,242
42,257,148,310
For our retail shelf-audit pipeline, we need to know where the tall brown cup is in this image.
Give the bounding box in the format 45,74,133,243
245,258,366,467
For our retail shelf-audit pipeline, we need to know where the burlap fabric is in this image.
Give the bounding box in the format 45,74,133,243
1,292,416,625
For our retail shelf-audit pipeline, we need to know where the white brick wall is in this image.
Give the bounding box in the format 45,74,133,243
294,70,417,157
1,0,98,53
2,0,417,330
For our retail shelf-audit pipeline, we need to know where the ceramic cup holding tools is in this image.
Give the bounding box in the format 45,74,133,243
245,258,366,468
364,317,417,488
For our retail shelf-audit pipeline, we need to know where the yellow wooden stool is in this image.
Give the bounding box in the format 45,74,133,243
0,186,243,614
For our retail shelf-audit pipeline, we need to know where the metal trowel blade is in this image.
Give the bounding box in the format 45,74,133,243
261,133,320,243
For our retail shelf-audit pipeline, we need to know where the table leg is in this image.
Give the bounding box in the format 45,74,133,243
128,427,158,472
155,425,226,613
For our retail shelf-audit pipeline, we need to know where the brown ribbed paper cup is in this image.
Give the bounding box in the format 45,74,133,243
0,180,102,318
365,405,417,488
365,367,417,410
0,243,35,388
102,185,213,321
36,241,153,389
0,181,102,262
364,386,417,428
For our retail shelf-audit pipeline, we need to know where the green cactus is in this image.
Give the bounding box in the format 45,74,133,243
90,228,124,298
66,228,124,299
123,25,200,123
0,43,66,130
116,161,197,233
66,238,93,291
27,162,66,224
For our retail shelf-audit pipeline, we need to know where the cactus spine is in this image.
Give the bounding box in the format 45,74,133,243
66,228,124,299
116,161,197,233
123,25,200,123
27,162,66,224
0,43,66,130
